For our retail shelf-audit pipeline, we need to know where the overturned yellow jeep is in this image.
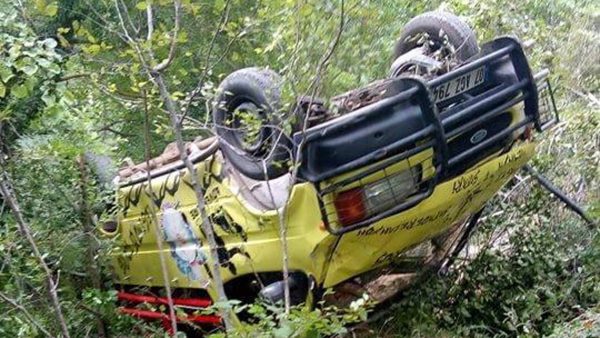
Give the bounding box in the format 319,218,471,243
100,11,558,333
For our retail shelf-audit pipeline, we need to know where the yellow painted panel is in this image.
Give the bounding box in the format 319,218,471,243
323,142,536,286
109,140,536,301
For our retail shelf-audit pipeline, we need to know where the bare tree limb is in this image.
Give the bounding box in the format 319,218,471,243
66,4,128,43
119,0,235,329
118,0,140,36
0,163,71,338
261,160,292,313
76,156,107,338
181,32,239,119
81,0,114,29
181,0,232,117
141,89,179,334
273,0,345,314
112,0,153,75
152,0,181,72
246,0,345,316
151,71,234,331
146,2,154,42
0,292,53,338
113,0,136,43
56,73,91,83
112,3,180,334
97,126,134,138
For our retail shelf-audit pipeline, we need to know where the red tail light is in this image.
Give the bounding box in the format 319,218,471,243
332,167,420,227
334,188,366,226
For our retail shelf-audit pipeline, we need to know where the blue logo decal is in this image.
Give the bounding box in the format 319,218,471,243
470,129,488,144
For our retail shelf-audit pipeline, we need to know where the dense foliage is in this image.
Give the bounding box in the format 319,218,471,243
0,0,598,337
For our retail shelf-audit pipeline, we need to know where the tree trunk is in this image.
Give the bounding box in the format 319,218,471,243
76,156,107,338
152,72,234,331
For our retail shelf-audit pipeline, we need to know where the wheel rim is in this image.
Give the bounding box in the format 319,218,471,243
391,33,463,77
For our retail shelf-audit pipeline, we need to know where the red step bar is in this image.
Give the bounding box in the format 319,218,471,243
117,291,221,334
117,291,212,308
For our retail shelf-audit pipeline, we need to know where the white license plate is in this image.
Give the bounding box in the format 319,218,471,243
432,67,485,103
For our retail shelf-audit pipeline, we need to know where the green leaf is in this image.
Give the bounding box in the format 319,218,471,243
46,63,61,74
35,0,47,12
21,64,39,76
24,77,37,92
214,0,225,11
12,84,29,98
0,82,5,98
41,91,55,106
135,1,147,10
36,58,52,68
177,31,188,43
84,44,102,55
305,328,320,338
459,306,471,318
45,2,58,16
273,324,293,338
0,65,14,83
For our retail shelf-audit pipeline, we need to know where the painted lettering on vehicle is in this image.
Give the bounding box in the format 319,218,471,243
374,251,401,265
356,209,452,237
355,147,530,238
452,169,481,194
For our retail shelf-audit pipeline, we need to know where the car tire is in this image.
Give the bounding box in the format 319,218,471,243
213,67,292,180
393,11,479,62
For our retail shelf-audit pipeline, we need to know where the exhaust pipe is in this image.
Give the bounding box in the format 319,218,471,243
258,272,310,306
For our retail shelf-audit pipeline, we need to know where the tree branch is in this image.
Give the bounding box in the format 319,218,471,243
150,71,234,331
146,2,154,42
113,0,135,43
111,2,181,334
181,0,231,116
152,0,181,72
97,125,134,138
275,0,345,314
126,0,234,329
119,0,140,36
141,89,179,334
56,73,91,83
0,163,71,338
76,156,107,338
0,292,53,338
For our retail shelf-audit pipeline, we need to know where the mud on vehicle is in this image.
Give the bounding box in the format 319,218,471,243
99,11,559,334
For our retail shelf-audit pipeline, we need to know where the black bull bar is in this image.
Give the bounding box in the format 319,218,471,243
294,36,559,234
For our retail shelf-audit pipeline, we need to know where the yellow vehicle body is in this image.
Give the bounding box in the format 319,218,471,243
101,23,557,334
108,138,535,302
